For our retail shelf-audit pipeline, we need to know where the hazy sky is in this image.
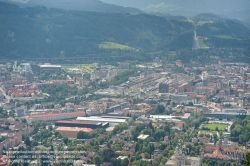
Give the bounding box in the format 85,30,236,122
100,0,250,21
2,0,249,21
100,0,250,11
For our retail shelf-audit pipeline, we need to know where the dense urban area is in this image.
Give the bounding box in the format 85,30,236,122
0,56,249,166
0,0,250,166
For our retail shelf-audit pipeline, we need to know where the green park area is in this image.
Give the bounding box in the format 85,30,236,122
99,42,134,50
80,64,96,73
215,35,235,39
215,35,241,40
203,123,227,131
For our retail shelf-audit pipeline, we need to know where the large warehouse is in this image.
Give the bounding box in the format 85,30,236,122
55,120,109,129
204,112,250,120
39,64,62,71
76,116,127,127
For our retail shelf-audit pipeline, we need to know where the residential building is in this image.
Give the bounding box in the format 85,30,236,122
165,143,201,166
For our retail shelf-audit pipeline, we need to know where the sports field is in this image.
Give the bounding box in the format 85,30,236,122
203,123,227,131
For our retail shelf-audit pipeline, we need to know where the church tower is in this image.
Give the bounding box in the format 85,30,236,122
174,142,187,166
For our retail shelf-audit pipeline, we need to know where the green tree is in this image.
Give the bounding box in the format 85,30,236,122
239,134,246,144
107,142,111,148
48,125,53,131
154,105,165,114
24,137,31,146
121,158,129,166
201,164,209,166
215,127,219,131
63,137,69,145
21,118,27,124
93,155,102,164
54,131,62,138
154,129,166,141
5,121,10,125
31,140,38,147
77,131,90,139
245,149,250,166
102,149,115,162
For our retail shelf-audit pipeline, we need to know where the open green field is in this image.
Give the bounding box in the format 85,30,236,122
195,21,213,26
203,123,227,131
215,35,235,39
79,64,96,73
187,19,214,26
99,42,134,50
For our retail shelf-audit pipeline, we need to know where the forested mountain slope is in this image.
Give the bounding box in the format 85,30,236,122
0,2,249,59
0,0,141,13
101,0,250,23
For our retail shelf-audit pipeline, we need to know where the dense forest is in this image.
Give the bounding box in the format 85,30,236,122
0,2,249,60
230,116,250,144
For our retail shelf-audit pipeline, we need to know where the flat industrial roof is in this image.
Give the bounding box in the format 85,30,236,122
206,112,250,115
101,116,130,119
150,115,176,119
76,117,127,123
55,120,102,125
137,134,149,140
40,65,61,68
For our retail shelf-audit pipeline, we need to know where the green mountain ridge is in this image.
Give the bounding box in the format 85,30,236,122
0,2,249,60
101,0,250,23
194,13,226,21
196,19,250,39
0,0,141,13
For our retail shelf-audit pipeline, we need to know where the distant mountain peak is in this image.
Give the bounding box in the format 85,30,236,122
0,0,141,13
100,0,250,23
10,0,29,3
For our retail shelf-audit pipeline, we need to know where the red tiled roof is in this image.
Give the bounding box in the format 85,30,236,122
28,111,85,118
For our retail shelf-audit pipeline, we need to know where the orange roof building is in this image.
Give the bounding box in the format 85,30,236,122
26,111,86,123
200,140,249,162
55,127,92,138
